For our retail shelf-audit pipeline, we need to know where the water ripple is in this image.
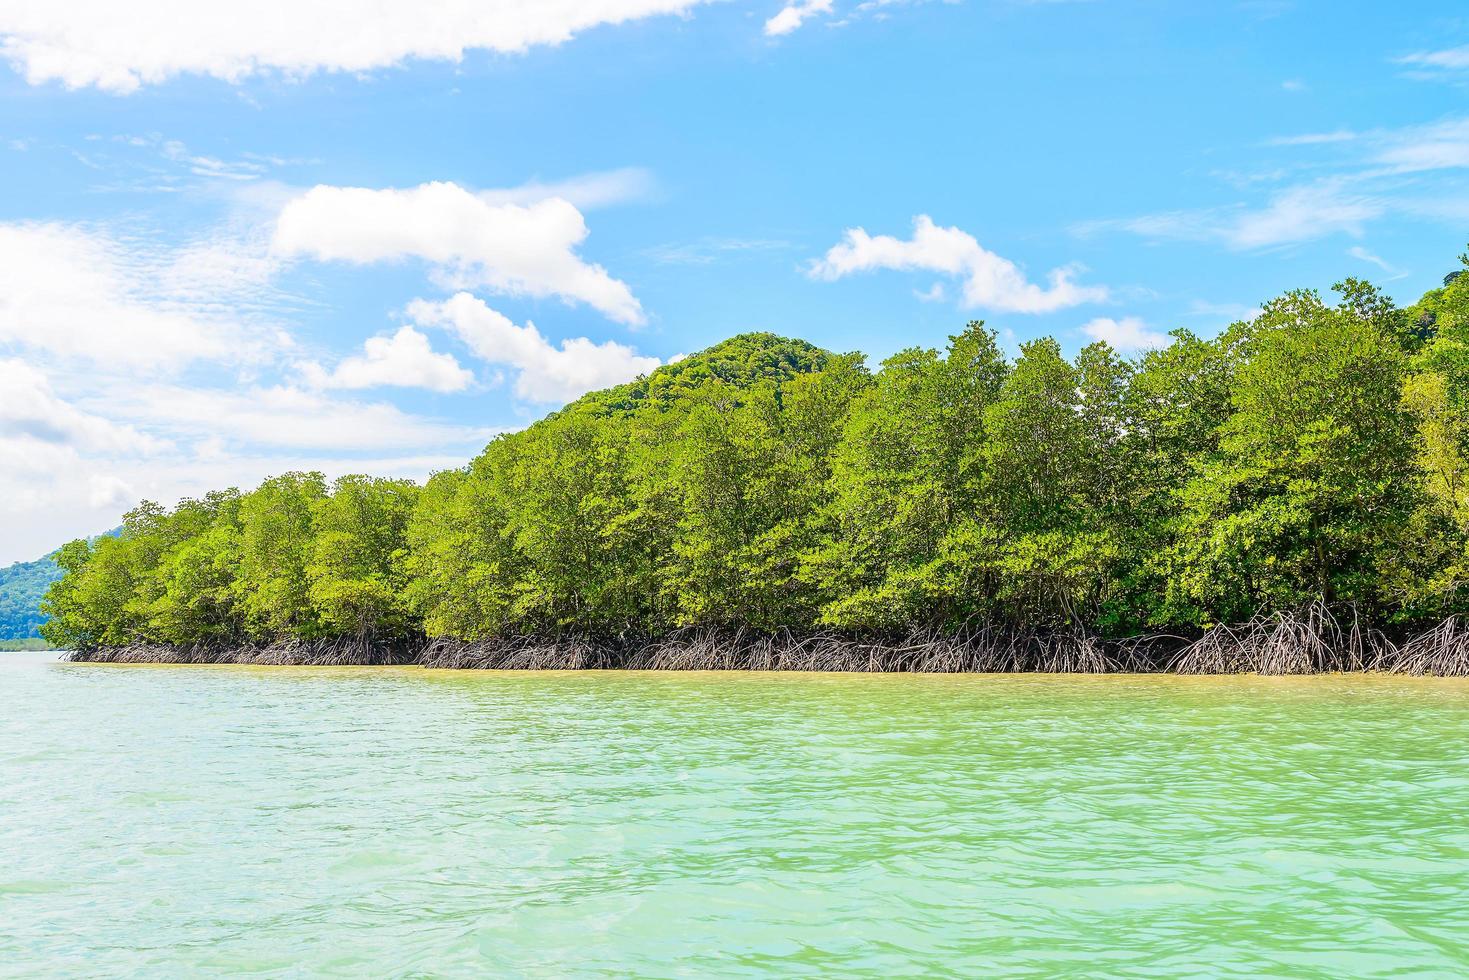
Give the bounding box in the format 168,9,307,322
2,655,1468,976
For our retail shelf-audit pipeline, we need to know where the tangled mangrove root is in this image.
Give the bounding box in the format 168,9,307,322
1169,603,1394,675
66,643,231,665
421,625,1145,673
419,635,615,670
1388,617,1469,676
63,610,1469,674
68,637,421,667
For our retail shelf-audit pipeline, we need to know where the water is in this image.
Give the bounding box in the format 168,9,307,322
3,653,1468,977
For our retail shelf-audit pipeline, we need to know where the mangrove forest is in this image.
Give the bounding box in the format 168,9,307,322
43,253,1469,674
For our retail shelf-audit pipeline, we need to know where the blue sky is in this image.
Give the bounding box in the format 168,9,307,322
2,0,1469,563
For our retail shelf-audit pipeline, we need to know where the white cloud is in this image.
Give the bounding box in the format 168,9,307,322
1093,115,1469,252
1346,246,1407,280
1255,117,1469,175
766,0,944,36
810,214,1108,313
273,181,645,325
87,475,134,510
1080,316,1170,353
0,0,714,93
914,282,947,303
477,167,658,210
1347,245,1388,270
1396,45,1469,73
0,168,665,559
0,364,495,564
1369,117,1469,174
1214,182,1382,249
0,222,280,369
643,236,791,266
408,292,661,403
99,382,486,452
0,359,163,454
765,0,834,36
0,439,483,565
1096,179,1383,251
298,325,473,393
159,138,265,180
1267,129,1358,146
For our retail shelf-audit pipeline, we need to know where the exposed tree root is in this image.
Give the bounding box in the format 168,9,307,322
1387,617,1469,677
64,610,1469,675
419,635,614,670
1169,602,1394,675
68,637,420,666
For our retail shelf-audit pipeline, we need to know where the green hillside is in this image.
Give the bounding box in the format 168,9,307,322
0,553,63,640
2,528,120,642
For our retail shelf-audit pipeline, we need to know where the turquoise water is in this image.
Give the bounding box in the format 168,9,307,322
2,653,1468,977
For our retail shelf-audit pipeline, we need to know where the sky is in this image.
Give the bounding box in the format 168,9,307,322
2,0,1469,564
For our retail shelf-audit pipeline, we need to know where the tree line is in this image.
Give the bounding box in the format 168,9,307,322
41,254,1469,651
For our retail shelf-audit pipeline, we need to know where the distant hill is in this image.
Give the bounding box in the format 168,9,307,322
0,553,63,640
0,528,119,640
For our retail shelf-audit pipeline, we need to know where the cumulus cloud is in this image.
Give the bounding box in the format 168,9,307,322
0,364,494,564
273,182,645,325
86,474,135,510
0,0,714,93
765,0,834,36
810,215,1108,313
0,222,283,369
0,359,164,454
408,292,660,403
297,325,473,393
0,168,662,558
1080,316,1170,353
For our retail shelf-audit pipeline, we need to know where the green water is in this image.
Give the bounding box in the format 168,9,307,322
3,654,1469,977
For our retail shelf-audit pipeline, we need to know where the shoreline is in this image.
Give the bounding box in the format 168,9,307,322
62,617,1469,675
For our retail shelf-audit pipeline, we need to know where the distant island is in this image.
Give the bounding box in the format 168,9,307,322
46,253,1469,675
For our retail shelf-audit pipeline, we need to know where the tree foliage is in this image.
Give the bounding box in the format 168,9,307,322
42,258,1469,649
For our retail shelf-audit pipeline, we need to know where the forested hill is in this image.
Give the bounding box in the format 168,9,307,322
1,529,120,641
0,554,63,640
38,254,1469,653
560,332,832,417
